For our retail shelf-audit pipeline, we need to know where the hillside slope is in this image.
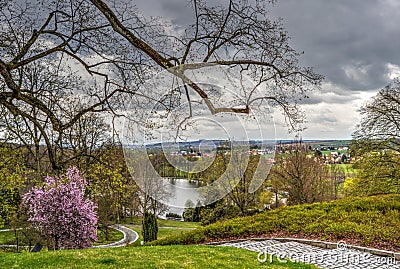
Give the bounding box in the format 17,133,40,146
152,195,400,251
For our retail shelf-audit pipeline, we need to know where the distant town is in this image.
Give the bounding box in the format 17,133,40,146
145,139,352,165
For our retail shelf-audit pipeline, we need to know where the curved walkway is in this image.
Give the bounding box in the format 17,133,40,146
0,225,138,249
216,239,400,269
0,228,22,232
94,224,139,248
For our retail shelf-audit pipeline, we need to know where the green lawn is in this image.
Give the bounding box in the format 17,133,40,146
0,228,39,247
0,230,16,245
123,217,200,229
157,219,200,229
123,217,199,246
126,224,195,246
328,163,355,176
0,245,319,269
0,228,124,247
1,218,196,247
94,228,125,246
320,150,347,155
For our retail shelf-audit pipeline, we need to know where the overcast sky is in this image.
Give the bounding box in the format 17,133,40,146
133,0,400,140
270,0,400,140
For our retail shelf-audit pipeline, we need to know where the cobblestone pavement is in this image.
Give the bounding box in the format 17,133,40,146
218,240,400,269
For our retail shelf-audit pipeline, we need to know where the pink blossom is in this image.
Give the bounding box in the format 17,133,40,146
23,167,98,249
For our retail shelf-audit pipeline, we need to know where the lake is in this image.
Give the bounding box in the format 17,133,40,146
163,178,201,216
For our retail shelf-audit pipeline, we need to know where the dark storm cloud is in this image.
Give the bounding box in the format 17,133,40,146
135,0,194,26
132,0,400,139
135,0,400,93
270,0,400,92
299,90,357,105
159,0,195,25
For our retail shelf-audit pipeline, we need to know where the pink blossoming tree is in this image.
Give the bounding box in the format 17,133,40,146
23,167,98,250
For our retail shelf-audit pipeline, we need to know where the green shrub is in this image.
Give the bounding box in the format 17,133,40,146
152,195,400,249
166,213,182,219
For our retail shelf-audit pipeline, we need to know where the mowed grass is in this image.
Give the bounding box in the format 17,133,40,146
0,245,319,269
124,217,200,229
157,219,200,228
126,225,195,246
94,228,125,246
124,217,200,246
0,230,16,245
320,150,347,155
1,219,195,248
0,228,124,246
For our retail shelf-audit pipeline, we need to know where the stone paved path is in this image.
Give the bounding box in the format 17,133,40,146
94,224,138,248
218,240,400,269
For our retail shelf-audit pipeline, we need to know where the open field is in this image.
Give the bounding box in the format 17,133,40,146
328,163,355,173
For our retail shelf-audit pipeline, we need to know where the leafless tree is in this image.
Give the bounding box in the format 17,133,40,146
329,164,345,200
0,0,323,171
62,97,111,171
352,78,400,153
201,151,270,215
127,151,171,216
272,143,332,205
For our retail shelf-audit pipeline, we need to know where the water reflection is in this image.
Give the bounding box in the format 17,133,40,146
164,178,201,216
